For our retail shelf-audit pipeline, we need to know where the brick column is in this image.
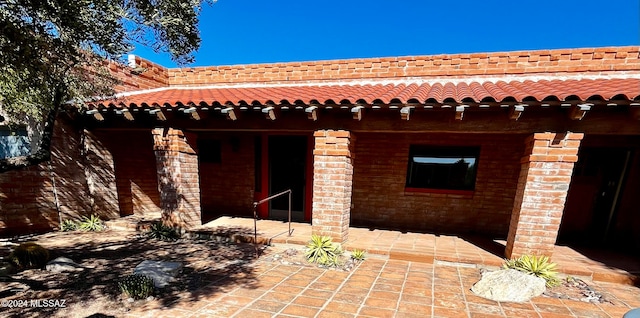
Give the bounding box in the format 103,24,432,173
505,132,583,258
152,128,201,229
312,130,355,243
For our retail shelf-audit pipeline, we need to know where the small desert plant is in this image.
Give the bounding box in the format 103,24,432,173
60,219,79,232
503,255,560,287
351,249,366,261
118,274,155,299
146,222,181,241
305,235,343,266
78,214,104,232
8,242,50,270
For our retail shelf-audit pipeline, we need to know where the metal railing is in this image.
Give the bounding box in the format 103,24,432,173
252,189,293,252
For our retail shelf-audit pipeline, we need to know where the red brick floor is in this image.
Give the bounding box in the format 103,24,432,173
197,217,640,285
124,255,640,317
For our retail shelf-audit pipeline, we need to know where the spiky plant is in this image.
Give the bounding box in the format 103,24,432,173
146,222,181,241
78,214,104,232
118,274,155,299
60,219,79,232
305,235,343,266
503,255,560,287
350,249,366,261
8,242,49,270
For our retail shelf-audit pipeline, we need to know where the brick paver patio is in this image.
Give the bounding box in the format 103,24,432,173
123,251,640,317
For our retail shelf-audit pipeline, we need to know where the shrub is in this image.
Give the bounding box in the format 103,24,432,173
351,249,366,261
118,274,155,299
305,235,343,266
8,242,49,270
146,222,181,241
60,219,78,232
78,214,104,232
503,255,560,287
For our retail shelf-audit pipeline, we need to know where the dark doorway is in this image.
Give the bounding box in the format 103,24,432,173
560,147,632,247
268,135,307,222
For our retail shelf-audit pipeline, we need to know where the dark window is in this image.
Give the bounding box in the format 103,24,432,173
406,145,480,191
198,139,222,163
0,127,30,159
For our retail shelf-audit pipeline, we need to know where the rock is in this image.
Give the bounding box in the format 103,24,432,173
471,269,546,303
46,257,85,273
0,261,16,276
133,260,182,288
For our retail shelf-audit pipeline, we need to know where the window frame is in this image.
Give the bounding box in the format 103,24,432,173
404,145,480,194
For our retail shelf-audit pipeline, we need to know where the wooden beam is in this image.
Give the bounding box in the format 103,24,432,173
85,109,104,121
631,103,640,120
569,103,591,120
262,106,276,120
115,109,134,121
400,106,413,120
305,106,318,121
510,104,525,121
351,106,364,121
221,107,237,121
181,107,200,120
455,105,466,121
146,109,166,121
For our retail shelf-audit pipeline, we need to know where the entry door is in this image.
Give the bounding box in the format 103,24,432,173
268,136,307,222
560,148,630,245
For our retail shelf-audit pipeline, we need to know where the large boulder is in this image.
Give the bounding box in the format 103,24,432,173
471,269,546,303
133,260,182,288
46,257,85,273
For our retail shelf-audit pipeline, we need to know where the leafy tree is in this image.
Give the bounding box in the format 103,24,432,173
0,0,214,171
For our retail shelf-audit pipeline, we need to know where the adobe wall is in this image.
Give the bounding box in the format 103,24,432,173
167,46,640,86
98,130,161,217
350,132,526,236
0,119,120,236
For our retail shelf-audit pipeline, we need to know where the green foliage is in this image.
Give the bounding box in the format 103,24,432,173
305,235,343,266
60,219,79,232
350,249,366,261
78,214,104,232
0,0,214,134
8,242,50,270
118,274,155,299
503,255,560,287
146,222,181,241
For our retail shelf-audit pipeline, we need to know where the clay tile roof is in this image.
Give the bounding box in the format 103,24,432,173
95,78,640,109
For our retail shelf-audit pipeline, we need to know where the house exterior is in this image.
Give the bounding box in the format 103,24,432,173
1,46,639,259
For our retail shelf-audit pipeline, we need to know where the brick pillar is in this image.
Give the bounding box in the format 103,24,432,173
505,132,583,258
152,128,201,229
312,130,355,243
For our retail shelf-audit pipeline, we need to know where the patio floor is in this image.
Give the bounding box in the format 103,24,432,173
194,216,640,286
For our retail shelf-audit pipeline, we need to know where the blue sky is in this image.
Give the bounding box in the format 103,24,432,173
133,0,639,68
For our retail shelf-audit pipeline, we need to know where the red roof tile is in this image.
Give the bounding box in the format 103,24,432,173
94,78,640,109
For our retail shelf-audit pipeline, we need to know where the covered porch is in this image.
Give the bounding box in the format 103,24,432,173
193,216,640,286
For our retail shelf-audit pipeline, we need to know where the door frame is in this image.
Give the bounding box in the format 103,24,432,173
253,133,313,222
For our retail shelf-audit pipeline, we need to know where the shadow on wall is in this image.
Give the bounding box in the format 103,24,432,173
105,130,161,218
0,118,123,237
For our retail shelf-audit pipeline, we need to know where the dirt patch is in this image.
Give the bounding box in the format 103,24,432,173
0,230,264,318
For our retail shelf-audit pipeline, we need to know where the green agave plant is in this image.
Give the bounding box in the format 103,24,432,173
146,222,181,241
60,219,79,232
503,255,560,287
351,249,366,261
305,235,343,266
78,214,104,232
